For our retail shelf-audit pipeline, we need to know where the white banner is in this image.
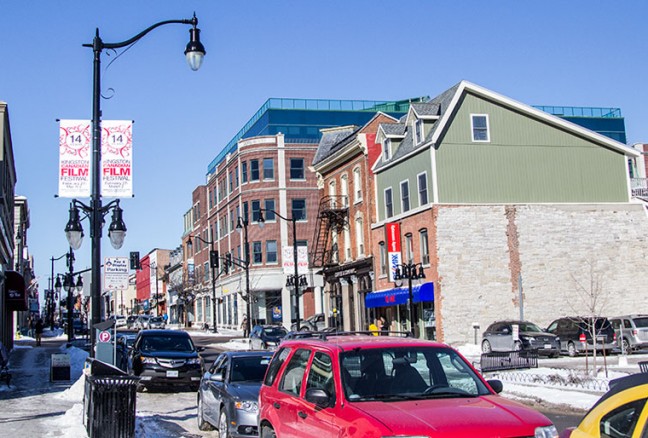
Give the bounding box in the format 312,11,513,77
104,256,129,291
101,120,133,197
58,120,91,197
283,246,309,275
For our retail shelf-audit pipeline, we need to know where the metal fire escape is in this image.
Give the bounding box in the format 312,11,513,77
310,196,349,268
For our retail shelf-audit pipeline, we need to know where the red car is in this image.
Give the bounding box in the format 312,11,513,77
259,333,558,438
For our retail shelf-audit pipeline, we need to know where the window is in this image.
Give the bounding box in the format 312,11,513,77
243,202,249,223
279,348,311,396
242,162,248,183
384,188,393,218
415,119,424,144
353,167,362,202
250,159,260,181
355,217,364,256
379,242,387,276
328,180,336,207
229,171,233,192
401,180,410,212
405,233,413,263
344,224,351,261
420,229,430,265
266,240,278,263
471,114,490,142
253,241,262,264
306,352,335,404
264,347,290,386
292,199,306,221
203,262,209,282
331,233,339,263
383,139,391,160
418,172,428,205
341,175,349,207
252,200,261,222
264,199,276,221
599,398,645,438
290,158,305,180
263,158,274,180
235,165,239,187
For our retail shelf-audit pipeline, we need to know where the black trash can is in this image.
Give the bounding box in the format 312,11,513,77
83,359,139,438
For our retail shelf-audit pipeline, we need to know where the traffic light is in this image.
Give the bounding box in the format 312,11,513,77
225,252,232,274
210,250,219,269
130,251,140,270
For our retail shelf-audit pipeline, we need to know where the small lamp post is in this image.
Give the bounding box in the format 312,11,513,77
236,217,252,336
393,262,426,337
187,235,218,333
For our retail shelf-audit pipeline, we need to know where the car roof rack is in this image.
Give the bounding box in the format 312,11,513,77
316,331,413,341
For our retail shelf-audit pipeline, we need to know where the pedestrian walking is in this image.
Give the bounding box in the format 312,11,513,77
380,316,389,336
35,319,44,346
369,319,379,336
241,315,249,338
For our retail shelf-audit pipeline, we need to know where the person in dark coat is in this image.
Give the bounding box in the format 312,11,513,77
35,319,44,346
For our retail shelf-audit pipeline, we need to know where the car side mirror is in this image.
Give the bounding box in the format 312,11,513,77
305,388,332,408
210,372,224,382
487,379,503,394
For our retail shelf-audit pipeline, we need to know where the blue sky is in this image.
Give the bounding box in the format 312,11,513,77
1,1,647,290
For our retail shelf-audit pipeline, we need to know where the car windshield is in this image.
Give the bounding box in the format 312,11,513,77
230,355,272,382
519,322,543,332
341,346,490,401
265,327,287,336
141,335,195,353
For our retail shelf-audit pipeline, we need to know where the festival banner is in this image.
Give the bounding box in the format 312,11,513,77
385,222,402,282
58,120,91,197
101,120,133,197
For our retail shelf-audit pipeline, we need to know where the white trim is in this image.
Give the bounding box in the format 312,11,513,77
384,186,393,219
470,113,490,143
382,138,392,161
415,119,424,145
416,171,429,207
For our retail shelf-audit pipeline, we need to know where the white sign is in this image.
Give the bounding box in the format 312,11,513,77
51,353,71,367
282,246,309,275
98,330,111,343
101,120,133,197
104,257,129,290
59,120,91,197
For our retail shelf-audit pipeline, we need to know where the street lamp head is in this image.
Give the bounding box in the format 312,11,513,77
54,276,62,294
65,204,84,250
108,203,127,249
236,216,248,233
257,210,266,229
76,275,84,293
184,16,205,71
186,236,193,251
418,265,426,279
63,274,73,293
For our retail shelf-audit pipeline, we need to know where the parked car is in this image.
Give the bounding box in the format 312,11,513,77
196,351,273,435
290,313,326,332
147,316,166,329
482,320,561,357
259,333,558,438
116,332,137,371
110,315,127,328
609,314,648,353
249,325,287,350
135,315,150,330
546,316,616,357
559,372,648,437
127,329,204,391
126,315,139,329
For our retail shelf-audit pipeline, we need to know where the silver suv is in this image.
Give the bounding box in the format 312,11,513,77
609,315,648,353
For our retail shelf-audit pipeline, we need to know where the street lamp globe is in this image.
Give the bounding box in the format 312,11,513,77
185,25,206,71
64,205,84,250
108,204,127,249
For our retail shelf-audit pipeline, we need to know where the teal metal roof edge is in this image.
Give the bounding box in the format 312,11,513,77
206,97,427,176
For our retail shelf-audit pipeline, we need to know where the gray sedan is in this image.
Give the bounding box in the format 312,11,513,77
197,351,273,437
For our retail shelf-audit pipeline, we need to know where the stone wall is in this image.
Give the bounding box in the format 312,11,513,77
437,203,648,346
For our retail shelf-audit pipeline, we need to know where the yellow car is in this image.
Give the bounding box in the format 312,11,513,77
560,372,648,437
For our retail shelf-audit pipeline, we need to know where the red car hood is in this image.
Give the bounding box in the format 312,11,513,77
352,395,551,437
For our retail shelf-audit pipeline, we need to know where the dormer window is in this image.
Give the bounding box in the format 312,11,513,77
471,114,490,142
415,119,423,145
383,138,392,160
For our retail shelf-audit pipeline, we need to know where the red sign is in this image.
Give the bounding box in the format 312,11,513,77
386,222,401,252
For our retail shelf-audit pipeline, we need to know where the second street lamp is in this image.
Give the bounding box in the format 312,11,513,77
258,208,306,331
236,217,252,337
393,261,426,337
64,15,205,357
187,235,218,333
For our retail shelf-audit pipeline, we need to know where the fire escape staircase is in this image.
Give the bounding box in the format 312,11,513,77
310,196,349,268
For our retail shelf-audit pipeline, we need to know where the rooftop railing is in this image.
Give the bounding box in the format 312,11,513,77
533,105,622,118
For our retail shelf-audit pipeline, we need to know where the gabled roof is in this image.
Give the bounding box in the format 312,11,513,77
373,81,639,172
312,126,359,166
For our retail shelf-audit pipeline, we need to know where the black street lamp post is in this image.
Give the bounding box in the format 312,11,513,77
393,262,426,337
64,16,205,357
187,235,218,333
49,252,68,330
54,248,84,342
236,217,252,336
258,208,306,331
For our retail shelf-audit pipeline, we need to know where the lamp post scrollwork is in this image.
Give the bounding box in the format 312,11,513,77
393,262,426,337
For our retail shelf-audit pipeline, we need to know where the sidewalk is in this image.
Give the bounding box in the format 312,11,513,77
0,329,88,437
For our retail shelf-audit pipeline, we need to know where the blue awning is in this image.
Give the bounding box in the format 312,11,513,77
365,282,434,309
